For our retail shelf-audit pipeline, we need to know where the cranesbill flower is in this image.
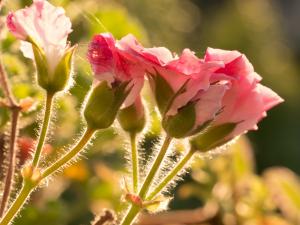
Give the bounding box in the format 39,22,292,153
84,33,145,130
7,0,75,93
190,48,283,151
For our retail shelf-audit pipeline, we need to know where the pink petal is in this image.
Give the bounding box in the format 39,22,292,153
215,77,283,139
7,0,72,72
88,33,146,107
193,84,228,128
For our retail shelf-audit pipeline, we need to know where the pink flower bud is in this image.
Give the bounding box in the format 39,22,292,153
7,0,74,92
7,0,72,72
87,33,144,107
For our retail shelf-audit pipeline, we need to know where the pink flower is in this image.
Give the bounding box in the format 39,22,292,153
7,0,72,73
87,33,144,107
204,48,283,140
118,35,226,137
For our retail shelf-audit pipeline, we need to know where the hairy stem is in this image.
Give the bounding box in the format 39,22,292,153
0,108,20,217
0,127,95,225
146,150,194,200
130,133,138,193
0,182,33,225
41,127,95,179
32,92,54,167
139,135,172,198
0,58,21,216
121,135,172,225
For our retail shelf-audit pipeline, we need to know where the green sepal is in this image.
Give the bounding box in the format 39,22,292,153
118,101,145,133
148,71,174,114
84,81,131,130
50,45,76,93
190,123,237,152
162,102,196,138
29,37,75,93
30,39,49,90
188,119,213,136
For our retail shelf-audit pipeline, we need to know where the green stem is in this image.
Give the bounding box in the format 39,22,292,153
139,135,172,198
41,127,95,179
0,128,95,225
32,92,54,167
0,182,33,225
130,133,138,193
121,135,172,225
146,150,194,200
120,205,140,225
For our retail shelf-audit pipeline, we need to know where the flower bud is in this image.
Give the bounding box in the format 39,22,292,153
84,81,131,130
190,123,236,152
118,97,145,133
7,0,74,93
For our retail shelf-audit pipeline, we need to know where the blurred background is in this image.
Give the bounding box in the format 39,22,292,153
0,0,299,224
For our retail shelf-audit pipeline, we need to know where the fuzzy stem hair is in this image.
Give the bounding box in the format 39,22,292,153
0,57,21,216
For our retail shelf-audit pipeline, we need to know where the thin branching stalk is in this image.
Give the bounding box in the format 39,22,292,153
0,127,95,225
31,92,54,167
41,127,95,178
130,133,139,193
121,135,172,225
0,58,21,217
138,135,172,198
146,150,194,200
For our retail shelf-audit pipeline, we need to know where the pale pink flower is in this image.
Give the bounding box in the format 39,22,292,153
205,48,283,140
87,33,144,107
118,34,226,133
7,0,72,73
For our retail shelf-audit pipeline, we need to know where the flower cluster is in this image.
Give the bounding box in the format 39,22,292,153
2,1,283,225
7,0,282,145
87,33,283,150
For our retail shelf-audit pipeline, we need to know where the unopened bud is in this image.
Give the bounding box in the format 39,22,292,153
118,97,145,133
84,81,131,130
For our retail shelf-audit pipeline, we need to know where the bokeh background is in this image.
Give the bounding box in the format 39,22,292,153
0,0,300,224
